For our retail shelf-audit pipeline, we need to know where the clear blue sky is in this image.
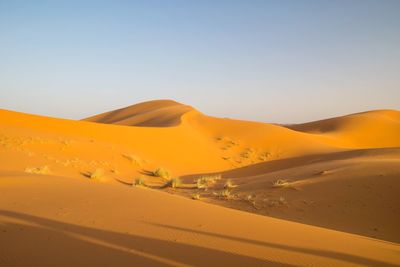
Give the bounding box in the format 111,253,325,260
0,0,399,123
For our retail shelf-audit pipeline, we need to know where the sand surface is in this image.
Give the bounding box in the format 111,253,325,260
1,99,399,266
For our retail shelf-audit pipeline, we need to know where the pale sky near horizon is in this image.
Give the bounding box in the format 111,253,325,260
0,0,399,124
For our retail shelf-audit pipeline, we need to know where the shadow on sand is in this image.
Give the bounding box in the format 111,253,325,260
181,147,400,180
147,222,398,267
0,210,396,267
0,210,293,267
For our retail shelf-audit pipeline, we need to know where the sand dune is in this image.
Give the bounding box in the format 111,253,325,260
83,99,194,127
1,100,399,266
285,110,400,148
180,147,400,242
1,173,399,267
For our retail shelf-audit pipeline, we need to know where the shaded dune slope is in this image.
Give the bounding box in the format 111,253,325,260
181,147,400,242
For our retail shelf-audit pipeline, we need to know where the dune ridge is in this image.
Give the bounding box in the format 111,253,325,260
285,109,400,148
1,100,399,266
83,99,195,127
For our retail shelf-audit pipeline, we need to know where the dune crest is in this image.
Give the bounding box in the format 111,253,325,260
1,100,400,266
285,109,400,148
83,99,195,127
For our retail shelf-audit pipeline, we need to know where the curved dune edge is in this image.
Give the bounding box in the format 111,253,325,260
1,101,400,266
179,147,400,242
84,100,400,149
284,109,400,148
0,173,399,267
83,99,195,127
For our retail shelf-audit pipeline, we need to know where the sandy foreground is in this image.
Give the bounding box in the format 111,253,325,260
0,100,399,266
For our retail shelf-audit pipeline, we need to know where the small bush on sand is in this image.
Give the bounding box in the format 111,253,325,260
133,176,146,186
224,179,237,189
24,166,51,175
272,179,290,187
153,167,170,179
90,168,104,179
192,193,201,200
196,175,221,189
170,177,182,188
220,189,232,199
272,179,297,189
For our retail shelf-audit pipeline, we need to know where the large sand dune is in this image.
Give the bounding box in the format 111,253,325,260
83,100,194,127
1,100,399,266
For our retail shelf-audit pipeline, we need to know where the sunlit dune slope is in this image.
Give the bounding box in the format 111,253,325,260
0,103,343,180
0,100,399,248
0,173,399,267
84,101,400,154
285,110,400,148
0,108,229,176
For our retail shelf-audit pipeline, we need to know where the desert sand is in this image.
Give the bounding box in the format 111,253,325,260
0,99,399,266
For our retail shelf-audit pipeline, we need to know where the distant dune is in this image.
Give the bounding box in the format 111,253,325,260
1,100,399,266
286,109,400,148
83,99,194,127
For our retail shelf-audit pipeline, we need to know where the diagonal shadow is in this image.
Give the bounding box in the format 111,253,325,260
0,210,294,267
181,147,400,180
147,222,399,267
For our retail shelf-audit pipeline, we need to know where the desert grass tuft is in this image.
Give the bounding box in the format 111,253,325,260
244,195,259,209
192,193,201,200
220,189,232,199
133,176,146,186
224,179,238,189
153,167,170,179
196,174,221,189
89,168,104,179
169,177,182,188
272,179,298,189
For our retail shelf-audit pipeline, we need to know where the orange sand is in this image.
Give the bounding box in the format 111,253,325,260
0,100,399,266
